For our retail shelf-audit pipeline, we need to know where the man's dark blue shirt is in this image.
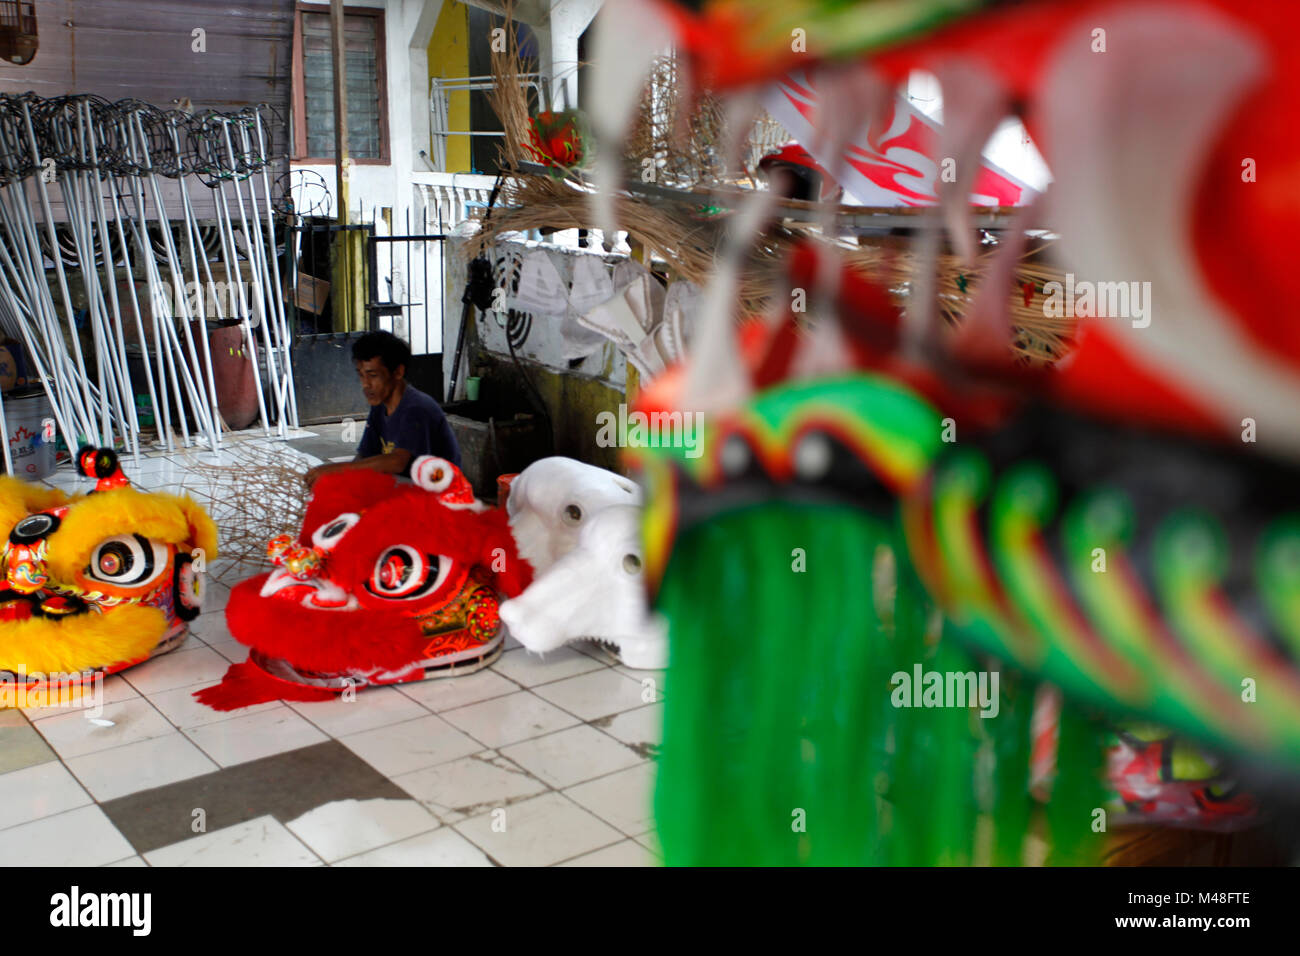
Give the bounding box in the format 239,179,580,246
357,384,461,475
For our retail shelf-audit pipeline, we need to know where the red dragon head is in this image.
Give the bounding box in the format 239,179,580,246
595,0,1300,460
197,457,533,710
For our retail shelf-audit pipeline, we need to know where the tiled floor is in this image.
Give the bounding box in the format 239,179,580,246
1,427,664,867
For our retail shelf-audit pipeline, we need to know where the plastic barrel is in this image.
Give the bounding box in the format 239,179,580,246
3,386,56,480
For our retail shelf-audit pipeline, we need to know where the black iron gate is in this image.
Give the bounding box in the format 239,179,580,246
366,227,445,345
366,223,448,402
281,216,450,423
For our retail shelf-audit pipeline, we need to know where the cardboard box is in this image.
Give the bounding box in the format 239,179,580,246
285,273,331,314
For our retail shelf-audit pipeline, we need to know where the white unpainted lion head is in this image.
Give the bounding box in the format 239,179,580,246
500,503,667,670
506,456,642,575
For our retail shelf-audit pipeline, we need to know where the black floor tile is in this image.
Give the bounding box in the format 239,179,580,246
99,740,408,854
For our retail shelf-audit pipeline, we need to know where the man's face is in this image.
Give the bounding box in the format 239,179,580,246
356,357,402,406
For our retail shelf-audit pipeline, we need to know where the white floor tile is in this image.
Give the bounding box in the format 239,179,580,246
501,725,645,790
129,465,195,489
593,702,664,752
564,762,657,836
195,581,232,617
144,815,319,866
0,761,93,831
0,805,134,866
616,666,667,699
489,646,607,687
285,798,440,863
397,668,522,712
556,838,658,867
123,646,233,696
184,707,327,767
65,732,218,802
287,686,429,738
128,452,191,471
146,683,281,730
104,855,148,867
43,471,90,490
340,715,481,777
333,827,493,867
207,643,250,666
32,697,174,760
21,674,140,722
530,669,649,722
210,644,251,667
637,829,664,860
570,641,624,666
394,751,548,824
454,792,621,867
439,691,581,750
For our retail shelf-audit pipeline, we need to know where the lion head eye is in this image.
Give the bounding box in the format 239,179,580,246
366,546,453,600
87,534,170,587
10,512,60,544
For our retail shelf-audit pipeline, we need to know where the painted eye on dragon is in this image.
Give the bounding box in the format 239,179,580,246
367,545,452,600
311,512,361,550
86,534,169,587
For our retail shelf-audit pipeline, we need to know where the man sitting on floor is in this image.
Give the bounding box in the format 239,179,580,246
305,330,460,488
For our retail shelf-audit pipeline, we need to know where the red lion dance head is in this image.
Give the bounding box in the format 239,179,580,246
196,457,532,710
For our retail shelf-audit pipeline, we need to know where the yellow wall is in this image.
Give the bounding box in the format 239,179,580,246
428,1,472,172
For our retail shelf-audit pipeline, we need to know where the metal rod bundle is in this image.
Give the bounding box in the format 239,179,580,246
0,93,298,468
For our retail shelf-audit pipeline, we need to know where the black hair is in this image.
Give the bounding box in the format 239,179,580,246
352,330,411,375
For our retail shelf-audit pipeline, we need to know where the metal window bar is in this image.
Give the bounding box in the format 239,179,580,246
429,74,547,172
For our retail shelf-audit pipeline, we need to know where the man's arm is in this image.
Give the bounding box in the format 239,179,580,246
304,410,408,487
304,448,413,488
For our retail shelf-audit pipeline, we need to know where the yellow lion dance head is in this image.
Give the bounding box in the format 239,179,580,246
0,448,217,707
